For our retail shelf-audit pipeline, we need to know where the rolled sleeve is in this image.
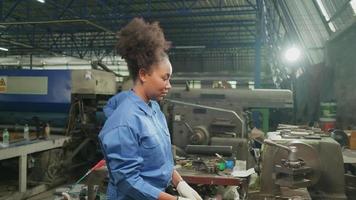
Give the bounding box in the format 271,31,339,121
99,126,162,200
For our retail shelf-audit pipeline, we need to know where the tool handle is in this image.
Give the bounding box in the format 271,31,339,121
91,159,106,171
263,139,291,152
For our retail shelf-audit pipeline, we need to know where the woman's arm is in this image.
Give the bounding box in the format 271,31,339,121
158,170,194,200
172,170,184,187
158,192,177,200
99,126,162,200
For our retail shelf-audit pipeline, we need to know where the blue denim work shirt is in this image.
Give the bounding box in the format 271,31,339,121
98,90,174,200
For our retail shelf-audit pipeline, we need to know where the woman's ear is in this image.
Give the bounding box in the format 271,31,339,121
138,68,149,83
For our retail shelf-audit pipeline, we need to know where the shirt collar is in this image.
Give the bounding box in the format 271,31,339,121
128,89,154,116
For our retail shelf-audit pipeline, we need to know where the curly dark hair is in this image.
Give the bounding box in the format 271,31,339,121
117,18,170,80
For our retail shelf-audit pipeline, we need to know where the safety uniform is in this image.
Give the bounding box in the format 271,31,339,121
98,90,174,200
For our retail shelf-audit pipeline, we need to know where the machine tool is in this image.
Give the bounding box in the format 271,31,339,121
165,87,293,132
163,88,293,167
0,69,116,191
253,129,347,200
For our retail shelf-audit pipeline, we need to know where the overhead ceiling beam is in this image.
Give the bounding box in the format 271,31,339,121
3,0,23,20
0,19,115,34
161,21,256,30
57,0,75,19
101,9,256,21
173,42,256,48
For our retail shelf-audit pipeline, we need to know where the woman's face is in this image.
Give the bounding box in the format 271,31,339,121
142,57,172,101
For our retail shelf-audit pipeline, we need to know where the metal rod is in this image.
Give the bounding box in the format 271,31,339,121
263,139,291,152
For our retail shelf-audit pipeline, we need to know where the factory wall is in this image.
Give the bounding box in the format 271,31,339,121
293,21,356,129
293,61,336,126
325,21,356,129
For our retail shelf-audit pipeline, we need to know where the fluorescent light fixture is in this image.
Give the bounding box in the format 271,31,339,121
0,47,9,51
350,0,356,15
316,0,336,32
285,47,300,62
174,45,206,49
37,0,45,3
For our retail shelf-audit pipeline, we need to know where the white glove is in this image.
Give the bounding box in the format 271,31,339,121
176,181,203,200
177,197,193,200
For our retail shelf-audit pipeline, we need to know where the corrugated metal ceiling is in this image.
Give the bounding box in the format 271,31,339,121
0,0,354,84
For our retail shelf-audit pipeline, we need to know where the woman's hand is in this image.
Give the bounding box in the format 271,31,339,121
176,181,202,200
177,197,193,200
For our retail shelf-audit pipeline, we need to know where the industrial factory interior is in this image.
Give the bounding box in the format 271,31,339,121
0,0,356,200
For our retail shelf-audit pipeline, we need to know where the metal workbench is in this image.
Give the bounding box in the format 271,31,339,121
0,135,70,193
177,168,249,199
343,149,356,164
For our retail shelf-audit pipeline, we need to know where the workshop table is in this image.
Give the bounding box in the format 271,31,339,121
343,149,356,164
176,168,249,199
0,135,70,193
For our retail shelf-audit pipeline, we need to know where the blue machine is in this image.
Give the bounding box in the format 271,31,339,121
0,69,116,129
0,70,71,127
0,69,116,197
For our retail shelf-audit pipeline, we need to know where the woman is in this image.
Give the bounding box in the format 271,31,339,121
99,18,202,200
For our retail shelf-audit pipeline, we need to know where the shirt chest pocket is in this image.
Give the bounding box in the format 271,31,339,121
140,134,165,169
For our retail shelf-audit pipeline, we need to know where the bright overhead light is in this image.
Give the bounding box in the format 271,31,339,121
37,0,45,3
285,47,301,62
0,47,9,51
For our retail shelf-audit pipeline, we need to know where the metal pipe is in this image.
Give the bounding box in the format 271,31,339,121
166,99,246,138
92,60,124,77
185,145,233,156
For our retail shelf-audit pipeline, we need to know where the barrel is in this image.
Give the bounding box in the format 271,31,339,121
320,117,336,131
